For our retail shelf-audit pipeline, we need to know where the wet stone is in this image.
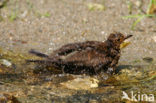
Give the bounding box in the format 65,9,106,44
60,76,99,90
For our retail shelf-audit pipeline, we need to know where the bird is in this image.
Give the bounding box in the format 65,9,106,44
27,32,132,75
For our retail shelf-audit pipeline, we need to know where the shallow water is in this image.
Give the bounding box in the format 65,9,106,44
0,48,155,102
0,0,156,102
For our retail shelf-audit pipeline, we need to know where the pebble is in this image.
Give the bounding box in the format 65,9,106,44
0,59,12,67
60,77,99,90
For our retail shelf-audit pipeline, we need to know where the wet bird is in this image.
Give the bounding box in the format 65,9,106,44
27,32,132,75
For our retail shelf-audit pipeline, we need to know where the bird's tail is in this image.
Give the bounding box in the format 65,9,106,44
29,49,49,58
26,59,49,63
26,59,64,68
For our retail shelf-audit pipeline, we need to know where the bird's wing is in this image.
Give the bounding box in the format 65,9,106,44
63,49,112,67
51,41,102,56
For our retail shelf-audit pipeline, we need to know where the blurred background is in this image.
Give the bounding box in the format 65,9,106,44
0,0,156,65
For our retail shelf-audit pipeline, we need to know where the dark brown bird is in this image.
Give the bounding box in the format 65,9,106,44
27,32,132,75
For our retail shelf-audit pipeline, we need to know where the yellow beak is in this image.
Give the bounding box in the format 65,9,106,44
120,41,131,49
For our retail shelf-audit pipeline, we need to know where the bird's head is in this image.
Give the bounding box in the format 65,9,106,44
107,32,133,48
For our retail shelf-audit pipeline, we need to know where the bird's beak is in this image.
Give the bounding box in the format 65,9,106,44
120,35,133,49
124,35,133,40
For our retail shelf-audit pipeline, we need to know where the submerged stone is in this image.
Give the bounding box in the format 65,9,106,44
60,77,99,90
0,59,12,67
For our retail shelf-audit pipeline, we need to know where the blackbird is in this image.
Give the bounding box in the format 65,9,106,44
27,32,132,75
